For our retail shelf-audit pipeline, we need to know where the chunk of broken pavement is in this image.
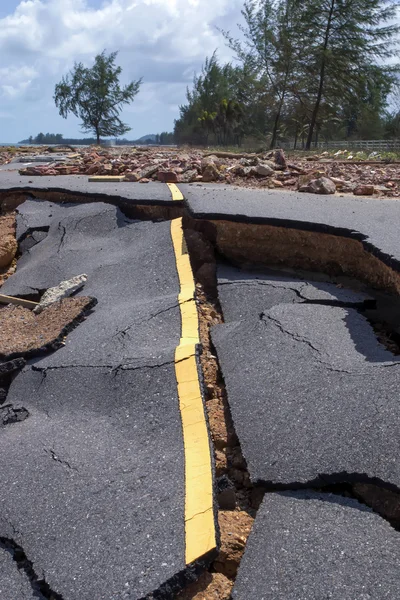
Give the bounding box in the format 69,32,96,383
33,274,87,314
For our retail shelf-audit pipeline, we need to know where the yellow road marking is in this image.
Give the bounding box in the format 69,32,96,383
170,218,216,564
88,176,125,182
167,183,184,201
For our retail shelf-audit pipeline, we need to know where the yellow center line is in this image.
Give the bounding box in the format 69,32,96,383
167,182,184,201
170,217,216,565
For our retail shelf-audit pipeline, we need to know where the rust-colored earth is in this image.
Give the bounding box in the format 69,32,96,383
0,297,95,359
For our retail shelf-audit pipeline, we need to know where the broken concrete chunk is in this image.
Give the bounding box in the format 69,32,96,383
33,274,87,313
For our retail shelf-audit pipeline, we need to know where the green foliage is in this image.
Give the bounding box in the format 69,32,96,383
178,0,400,148
174,53,247,146
54,50,142,143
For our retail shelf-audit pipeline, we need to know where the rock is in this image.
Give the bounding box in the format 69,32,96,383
354,184,375,196
274,148,287,168
139,164,159,179
157,170,178,183
252,163,274,177
271,179,283,187
202,164,221,182
124,173,140,182
299,176,336,195
180,169,198,183
34,274,87,314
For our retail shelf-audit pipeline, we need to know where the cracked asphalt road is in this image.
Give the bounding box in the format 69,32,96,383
212,263,400,597
212,263,400,488
0,201,202,599
3,182,400,598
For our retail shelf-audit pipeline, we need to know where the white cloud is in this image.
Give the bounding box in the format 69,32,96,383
0,0,243,141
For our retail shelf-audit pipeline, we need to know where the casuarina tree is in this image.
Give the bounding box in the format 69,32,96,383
299,0,400,149
54,51,142,144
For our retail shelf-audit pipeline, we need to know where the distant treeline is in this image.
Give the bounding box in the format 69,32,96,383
19,131,175,146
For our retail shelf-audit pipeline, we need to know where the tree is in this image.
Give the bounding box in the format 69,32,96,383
174,53,247,146
54,50,142,144
221,0,302,148
299,0,400,149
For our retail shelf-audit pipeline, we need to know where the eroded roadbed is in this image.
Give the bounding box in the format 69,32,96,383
0,201,216,599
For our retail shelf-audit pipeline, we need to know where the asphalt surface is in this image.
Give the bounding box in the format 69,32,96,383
4,202,181,368
217,263,372,322
232,491,400,599
0,171,175,206
0,547,36,599
212,266,400,489
181,183,400,269
0,201,199,599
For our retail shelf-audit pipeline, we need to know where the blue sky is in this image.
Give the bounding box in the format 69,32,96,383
0,0,242,142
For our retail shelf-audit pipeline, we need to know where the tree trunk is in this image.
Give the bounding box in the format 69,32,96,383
305,0,335,150
270,71,289,149
270,105,282,149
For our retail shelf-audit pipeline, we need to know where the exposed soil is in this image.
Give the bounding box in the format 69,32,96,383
210,219,400,294
0,297,96,360
176,572,233,600
0,213,17,285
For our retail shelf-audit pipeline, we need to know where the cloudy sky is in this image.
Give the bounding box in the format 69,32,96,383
0,0,243,142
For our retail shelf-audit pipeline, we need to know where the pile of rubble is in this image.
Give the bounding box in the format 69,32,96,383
1,145,400,197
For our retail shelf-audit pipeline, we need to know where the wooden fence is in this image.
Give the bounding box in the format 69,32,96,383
281,139,400,151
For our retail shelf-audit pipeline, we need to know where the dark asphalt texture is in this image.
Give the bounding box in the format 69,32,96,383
217,263,372,321
180,184,400,269
0,547,36,599
212,301,400,488
0,172,175,205
15,198,66,241
0,201,197,598
232,491,400,600
1,365,185,600
3,202,181,368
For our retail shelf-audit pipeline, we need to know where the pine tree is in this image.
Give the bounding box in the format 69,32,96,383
300,0,400,149
54,51,142,144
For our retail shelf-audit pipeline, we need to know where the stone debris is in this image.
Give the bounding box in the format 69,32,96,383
1,144,400,197
33,274,87,314
299,176,336,194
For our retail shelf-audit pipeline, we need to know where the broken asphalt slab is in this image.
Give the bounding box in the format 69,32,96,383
216,263,372,322
212,302,400,489
232,491,400,599
2,203,181,367
0,172,177,206
0,201,215,597
0,364,189,600
180,184,400,269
